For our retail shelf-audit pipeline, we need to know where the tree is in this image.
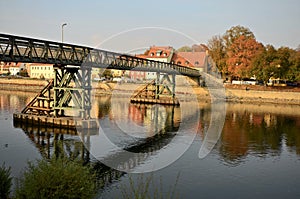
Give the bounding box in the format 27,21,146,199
177,46,192,52
251,45,277,84
226,35,264,78
207,25,256,79
223,25,255,49
296,44,300,52
275,47,295,80
286,49,300,81
19,68,29,77
251,45,300,83
99,69,112,79
207,35,227,75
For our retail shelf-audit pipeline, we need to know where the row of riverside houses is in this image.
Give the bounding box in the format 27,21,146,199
106,45,210,81
0,61,54,79
0,45,210,80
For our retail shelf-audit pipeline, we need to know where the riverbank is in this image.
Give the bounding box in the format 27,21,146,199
1,77,300,105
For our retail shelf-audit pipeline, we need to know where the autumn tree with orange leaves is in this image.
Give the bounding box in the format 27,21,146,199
226,35,264,78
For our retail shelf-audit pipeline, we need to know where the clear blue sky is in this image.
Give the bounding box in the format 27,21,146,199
1,0,299,52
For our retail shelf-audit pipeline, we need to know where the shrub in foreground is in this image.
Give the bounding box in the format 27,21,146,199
16,157,96,199
0,163,12,199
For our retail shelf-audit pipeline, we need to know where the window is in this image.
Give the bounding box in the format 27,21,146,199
177,61,181,65
185,61,189,65
195,61,199,65
156,50,162,56
150,53,154,56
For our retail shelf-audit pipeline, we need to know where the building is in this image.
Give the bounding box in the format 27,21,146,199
0,62,27,76
172,52,207,72
133,46,175,80
9,63,26,75
29,63,54,79
0,62,9,75
127,45,210,81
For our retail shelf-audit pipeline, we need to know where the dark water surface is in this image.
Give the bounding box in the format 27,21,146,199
1,90,300,198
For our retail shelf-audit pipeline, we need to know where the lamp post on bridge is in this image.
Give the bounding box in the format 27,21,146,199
61,23,67,43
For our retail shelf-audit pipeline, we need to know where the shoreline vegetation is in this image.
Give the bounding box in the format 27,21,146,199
0,77,300,105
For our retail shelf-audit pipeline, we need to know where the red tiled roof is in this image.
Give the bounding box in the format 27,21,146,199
137,46,174,59
176,52,206,67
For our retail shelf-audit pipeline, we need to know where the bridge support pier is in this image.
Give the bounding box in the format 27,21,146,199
131,72,179,105
53,64,92,119
13,64,97,130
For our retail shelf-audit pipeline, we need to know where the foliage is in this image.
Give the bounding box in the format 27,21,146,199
15,157,96,199
18,69,29,77
296,44,300,52
223,25,255,48
207,35,227,75
177,46,192,52
250,45,276,84
226,35,264,78
207,25,300,82
0,163,12,199
251,45,300,83
120,173,180,199
99,69,113,79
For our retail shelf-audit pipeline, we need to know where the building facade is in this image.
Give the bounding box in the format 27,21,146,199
29,63,54,79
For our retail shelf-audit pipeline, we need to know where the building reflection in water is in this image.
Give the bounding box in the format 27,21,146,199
13,95,187,186
9,92,300,172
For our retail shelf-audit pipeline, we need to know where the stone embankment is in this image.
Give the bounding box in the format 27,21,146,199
1,78,300,105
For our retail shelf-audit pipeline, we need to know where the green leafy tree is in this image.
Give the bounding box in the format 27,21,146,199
286,49,300,81
251,45,277,84
275,47,295,80
177,46,192,52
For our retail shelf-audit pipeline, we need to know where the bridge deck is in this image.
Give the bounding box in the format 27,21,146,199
0,33,200,77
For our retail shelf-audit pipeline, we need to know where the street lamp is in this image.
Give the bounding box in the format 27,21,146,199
61,23,67,43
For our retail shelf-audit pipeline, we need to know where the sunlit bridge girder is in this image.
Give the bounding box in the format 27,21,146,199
0,33,200,77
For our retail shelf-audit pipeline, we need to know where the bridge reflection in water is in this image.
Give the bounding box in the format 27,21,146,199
13,96,203,187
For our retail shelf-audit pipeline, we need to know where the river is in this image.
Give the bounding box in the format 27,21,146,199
1,90,300,198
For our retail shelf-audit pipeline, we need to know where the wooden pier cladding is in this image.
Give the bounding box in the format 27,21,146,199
130,97,180,105
13,113,99,130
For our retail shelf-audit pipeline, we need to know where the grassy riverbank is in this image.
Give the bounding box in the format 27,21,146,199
1,77,300,105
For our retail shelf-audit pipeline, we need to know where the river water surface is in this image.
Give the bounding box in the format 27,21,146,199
1,90,300,198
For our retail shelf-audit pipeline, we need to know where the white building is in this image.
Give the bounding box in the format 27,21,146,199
29,63,54,79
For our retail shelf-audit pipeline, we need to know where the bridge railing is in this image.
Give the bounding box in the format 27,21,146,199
0,33,200,77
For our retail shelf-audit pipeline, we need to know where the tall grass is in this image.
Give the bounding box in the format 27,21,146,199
120,173,180,199
0,163,12,199
15,157,96,199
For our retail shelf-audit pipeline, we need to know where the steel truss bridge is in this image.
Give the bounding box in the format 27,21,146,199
0,33,201,119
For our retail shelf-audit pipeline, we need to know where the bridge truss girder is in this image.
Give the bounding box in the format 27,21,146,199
0,33,200,77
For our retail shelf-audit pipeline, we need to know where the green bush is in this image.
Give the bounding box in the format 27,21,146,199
0,163,12,199
16,158,96,199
